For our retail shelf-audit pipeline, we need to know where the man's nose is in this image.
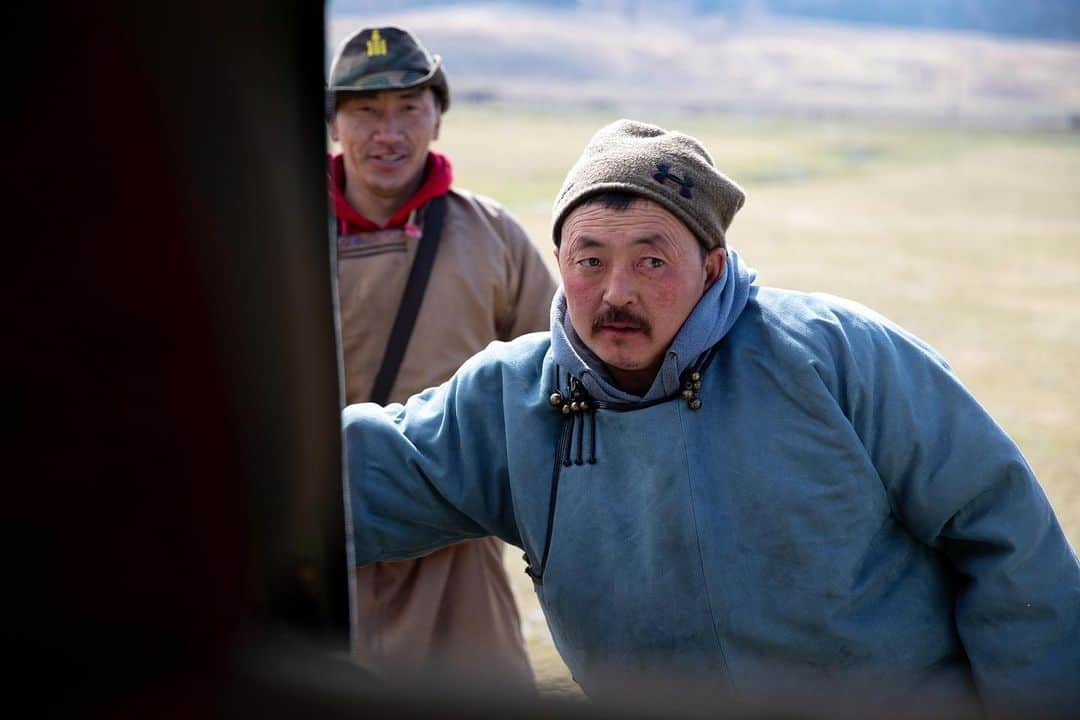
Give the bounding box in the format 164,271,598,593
371,113,402,140
602,265,636,306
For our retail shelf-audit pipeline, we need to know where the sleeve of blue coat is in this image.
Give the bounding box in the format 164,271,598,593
835,304,1080,714
342,349,520,565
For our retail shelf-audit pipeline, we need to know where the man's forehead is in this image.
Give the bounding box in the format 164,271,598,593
562,196,692,244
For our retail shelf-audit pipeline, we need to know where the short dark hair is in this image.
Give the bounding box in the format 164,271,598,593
555,191,708,260
325,84,447,123
584,190,640,213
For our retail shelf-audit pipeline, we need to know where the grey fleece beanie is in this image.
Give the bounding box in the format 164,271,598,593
553,119,745,250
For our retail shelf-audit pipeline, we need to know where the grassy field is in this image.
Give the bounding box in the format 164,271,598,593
433,103,1080,695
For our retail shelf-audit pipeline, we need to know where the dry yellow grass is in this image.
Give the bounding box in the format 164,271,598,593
431,104,1080,694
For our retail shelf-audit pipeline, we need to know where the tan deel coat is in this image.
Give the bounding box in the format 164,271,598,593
338,188,555,684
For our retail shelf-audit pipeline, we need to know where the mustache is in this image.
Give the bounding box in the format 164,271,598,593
592,307,651,336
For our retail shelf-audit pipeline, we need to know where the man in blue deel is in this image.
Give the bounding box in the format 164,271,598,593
344,119,1079,716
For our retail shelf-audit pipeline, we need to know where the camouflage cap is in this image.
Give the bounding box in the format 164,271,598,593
327,26,449,112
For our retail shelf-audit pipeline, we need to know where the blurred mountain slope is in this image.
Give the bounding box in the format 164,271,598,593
329,4,1080,129
333,0,1080,42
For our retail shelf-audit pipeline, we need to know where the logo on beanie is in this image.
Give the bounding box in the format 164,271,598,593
653,163,694,199
366,29,388,57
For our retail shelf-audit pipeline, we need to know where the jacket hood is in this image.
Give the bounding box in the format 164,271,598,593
550,248,757,404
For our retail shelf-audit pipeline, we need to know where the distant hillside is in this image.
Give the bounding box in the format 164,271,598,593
329,4,1080,129
332,0,1080,42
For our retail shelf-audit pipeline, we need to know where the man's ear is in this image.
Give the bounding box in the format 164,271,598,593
328,117,340,143
433,112,441,142
704,247,726,288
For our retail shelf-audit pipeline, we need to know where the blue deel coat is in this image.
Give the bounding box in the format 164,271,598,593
343,250,1080,712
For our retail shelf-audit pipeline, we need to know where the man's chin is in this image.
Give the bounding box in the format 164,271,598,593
361,166,421,194
364,176,410,195
595,351,652,375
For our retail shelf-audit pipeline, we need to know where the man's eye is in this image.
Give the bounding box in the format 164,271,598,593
577,257,601,268
644,257,665,269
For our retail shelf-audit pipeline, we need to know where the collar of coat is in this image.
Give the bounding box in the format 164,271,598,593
328,150,454,234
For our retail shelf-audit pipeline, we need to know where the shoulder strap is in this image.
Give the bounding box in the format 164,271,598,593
368,194,448,405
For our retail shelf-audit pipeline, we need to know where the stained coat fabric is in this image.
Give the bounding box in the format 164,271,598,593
344,249,1080,715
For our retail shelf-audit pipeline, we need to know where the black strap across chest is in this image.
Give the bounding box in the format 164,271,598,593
368,194,447,405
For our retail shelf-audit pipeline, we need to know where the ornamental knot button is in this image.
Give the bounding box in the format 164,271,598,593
549,393,563,407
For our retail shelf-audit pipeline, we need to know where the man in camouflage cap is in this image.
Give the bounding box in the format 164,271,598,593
326,26,554,686
342,118,1079,714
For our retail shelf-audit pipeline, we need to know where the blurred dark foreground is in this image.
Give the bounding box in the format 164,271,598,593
0,2,1025,718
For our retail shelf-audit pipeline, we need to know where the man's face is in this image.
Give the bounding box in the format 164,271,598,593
556,198,725,394
330,87,441,202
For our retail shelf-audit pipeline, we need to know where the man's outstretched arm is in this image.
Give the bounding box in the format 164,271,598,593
343,347,522,566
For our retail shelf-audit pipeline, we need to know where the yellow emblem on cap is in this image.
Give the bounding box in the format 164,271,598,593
366,29,388,57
